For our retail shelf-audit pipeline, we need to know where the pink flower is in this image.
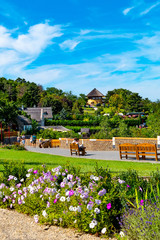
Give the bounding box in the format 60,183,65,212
69,189,74,196
127,185,130,188
33,170,38,174
54,199,57,204
140,199,144,206
107,203,111,210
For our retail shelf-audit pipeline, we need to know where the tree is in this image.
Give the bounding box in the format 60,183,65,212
109,94,123,113
42,95,63,114
46,87,64,96
0,95,19,125
22,83,41,107
72,100,83,114
146,112,160,137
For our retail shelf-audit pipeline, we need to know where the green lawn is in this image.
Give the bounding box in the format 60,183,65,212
0,149,160,176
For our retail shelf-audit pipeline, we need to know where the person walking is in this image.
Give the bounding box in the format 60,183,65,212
32,134,37,147
30,135,33,146
21,134,25,145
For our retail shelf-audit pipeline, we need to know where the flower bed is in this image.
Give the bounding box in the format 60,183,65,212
1,163,160,239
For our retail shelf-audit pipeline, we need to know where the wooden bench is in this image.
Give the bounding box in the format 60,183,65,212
119,143,137,159
137,143,160,161
70,143,86,156
51,139,60,148
39,140,51,148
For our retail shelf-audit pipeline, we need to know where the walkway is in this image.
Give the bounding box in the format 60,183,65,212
25,146,160,163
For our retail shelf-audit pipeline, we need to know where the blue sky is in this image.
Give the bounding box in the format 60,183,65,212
0,0,160,100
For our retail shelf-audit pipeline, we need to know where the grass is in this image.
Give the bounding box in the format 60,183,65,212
0,149,160,176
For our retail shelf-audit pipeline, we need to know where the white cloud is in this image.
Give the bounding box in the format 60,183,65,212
123,7,134,15
140,2,160,16
59,39,81,50
0,22,63,75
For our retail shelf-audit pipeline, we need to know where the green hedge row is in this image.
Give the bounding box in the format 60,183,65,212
45,119,100,126
66,126,101,133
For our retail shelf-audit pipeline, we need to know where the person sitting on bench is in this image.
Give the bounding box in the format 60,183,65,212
72,138,85,152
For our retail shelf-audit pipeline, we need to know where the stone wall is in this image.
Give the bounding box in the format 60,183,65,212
24,137,158,151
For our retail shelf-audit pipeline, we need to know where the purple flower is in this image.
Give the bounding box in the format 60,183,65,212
139,187,143,192
95,199,101,205
18,199,22,205
107,203,111,210
47,201,50,208
18,190,22,195
54,199,57,203
33,170,38,174
140,199,144,206
69,189,74,196
60,182,65,188
98,189,106,196
127,185,130,188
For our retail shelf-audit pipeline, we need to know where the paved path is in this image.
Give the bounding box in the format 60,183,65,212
25,146,160,163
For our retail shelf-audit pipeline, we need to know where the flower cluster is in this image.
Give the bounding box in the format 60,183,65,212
0,165,116,235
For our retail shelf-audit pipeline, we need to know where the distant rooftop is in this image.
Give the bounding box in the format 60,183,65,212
87,88,104,97
40,126,71,132
24,107,53,122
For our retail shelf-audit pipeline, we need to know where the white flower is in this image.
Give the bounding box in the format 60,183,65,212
101,227,106,234
66,196,70,202
89,222,95,229
92,220,97,225
20,178,24,182
26,173,30,178
34,215,39,223
77,206,81,213
60,196,65,202
14,177,17,181
10,187,14,192
74,220,77,224
65,191,69,196
67,174,73,180
118,178,125,184
93,176,99,181
73,207,77,212
120,231,125,237
69,205,74,211
87,204,92,210
94,208,100,214
42,210,48,218
90,175,94,180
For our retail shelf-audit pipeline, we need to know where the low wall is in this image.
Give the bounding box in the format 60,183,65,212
25,137,158,151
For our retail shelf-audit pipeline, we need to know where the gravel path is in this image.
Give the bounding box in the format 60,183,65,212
0,209,112,240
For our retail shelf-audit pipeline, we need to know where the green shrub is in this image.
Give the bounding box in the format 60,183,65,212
2,160,28,186
1,145,26,150
121,201,160,240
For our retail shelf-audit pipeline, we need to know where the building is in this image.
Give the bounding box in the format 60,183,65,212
87,88,105,106
16,115,32,132
24,107,53,126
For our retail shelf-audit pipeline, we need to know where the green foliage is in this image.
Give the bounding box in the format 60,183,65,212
1,144,26,151
121,201,160,240
45,119,100,127
2,160,27,185
146,112,160,137
36,129,79,139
